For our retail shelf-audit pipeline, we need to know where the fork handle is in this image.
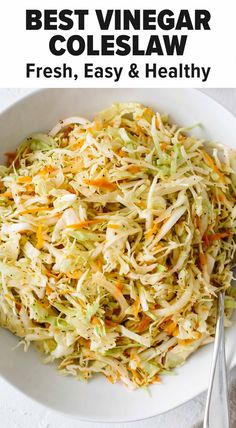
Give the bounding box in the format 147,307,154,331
203,292,230,428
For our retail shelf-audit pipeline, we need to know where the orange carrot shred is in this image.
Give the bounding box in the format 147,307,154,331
46,284,53,296
39,165,57,176
203,231,231,246
91,316,100,326
166,322,177,336
199,252,207,267
84,178,117,191
208,232,231,241
138,316,151,333
17,176,32,184
203,151,226,183
151,375,161,384
66,271,81,279
178,339,194,346
172,327,179,337
105,319,118,327
127,165,141,173
146,223,158,239
1,191,13,198
20,206,47,215
107,224,120,230
36,225,44,250
95,258,103,272
117,148,126,157
71,140,85,151
116,282,124,292
160,142,168,151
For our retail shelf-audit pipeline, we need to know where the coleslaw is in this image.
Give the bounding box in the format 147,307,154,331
0,103,235,388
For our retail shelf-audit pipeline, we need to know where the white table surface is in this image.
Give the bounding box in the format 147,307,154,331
0,88,235,428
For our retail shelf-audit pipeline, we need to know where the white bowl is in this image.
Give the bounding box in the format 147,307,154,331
0,89,236,423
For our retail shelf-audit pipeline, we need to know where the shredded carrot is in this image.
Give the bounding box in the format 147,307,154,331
46,284,53,296
178,134,187,143
178,338,194,346
138,316,151,333
172,327,179,337
20,206,47,215
199,252,207,267
155,303,161,309
84,178,117,191
106,375,116,384
91,316,100,326
95,258,103,272
113,286,125,302
16,302,22,311
202,233,210,246
145,223,158,239
195,216,200,229
166,322,177,336
203,151,226,183
1,191,13,198
78,338,90,347
17,176,32,184
155,117,159,128
151,375,161,384
178,333,202,346
67,186,77,194
66,219,101,229
36,225,44,250
25,184,35,193
127,165,141,173
159,317,172,329
218,192,225,202
144,107,154,122
107,224,120,230
71,140,84,151
105,319,118,327
203,231,231,246
39,165,57,176
131,298,140,318
41,300,50,309
66,271,81,279
116,282,124,292
208,232,231,241
195,332,202,339
160,142,168,151
44,269,60,279
116,148,126,157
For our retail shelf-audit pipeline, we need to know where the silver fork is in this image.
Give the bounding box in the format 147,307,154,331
203,291,230,428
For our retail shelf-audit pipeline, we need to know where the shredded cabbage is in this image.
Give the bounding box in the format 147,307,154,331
0,103,236,388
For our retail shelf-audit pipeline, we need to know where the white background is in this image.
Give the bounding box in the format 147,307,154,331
0,88,236,428
0,0,236,87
